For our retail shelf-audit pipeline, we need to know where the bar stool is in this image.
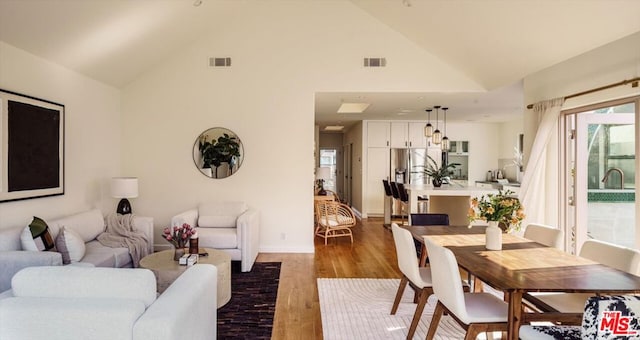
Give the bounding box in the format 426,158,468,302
382,180,394,227
395,182,410,226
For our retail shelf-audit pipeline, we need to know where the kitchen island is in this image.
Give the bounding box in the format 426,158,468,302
405,184,499,225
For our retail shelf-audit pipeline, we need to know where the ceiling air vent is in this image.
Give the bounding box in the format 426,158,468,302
364,57,386,67
209,57,231,67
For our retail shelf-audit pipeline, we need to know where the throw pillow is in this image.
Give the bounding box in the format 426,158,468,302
55,226,86,264
20,216,56,251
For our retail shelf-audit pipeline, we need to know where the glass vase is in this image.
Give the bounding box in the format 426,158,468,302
173,247,185,261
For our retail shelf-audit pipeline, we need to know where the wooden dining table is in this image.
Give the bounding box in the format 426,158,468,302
404,224,640,340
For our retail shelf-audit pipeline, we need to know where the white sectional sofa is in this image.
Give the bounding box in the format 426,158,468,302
46,209,154,267
0,209,153,296
0,265,217,340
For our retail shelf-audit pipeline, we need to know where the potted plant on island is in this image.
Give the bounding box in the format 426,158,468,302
417,155,460,187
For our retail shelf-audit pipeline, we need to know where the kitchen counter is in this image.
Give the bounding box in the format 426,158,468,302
405,184,499,225
475,181,520,190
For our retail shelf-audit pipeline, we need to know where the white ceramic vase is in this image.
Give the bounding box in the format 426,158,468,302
200,167,213,177
485,221,503,250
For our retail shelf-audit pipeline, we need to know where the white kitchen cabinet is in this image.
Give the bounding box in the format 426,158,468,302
502,184,520,195
390,122,408,148
363,120,428,217
475,182,497,189
390,122,428,148
366,147,390,215
449,140,469,155
408,122,428,148
367,121,390,147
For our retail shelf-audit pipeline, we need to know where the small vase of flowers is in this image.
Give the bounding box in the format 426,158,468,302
162,223,196,260
468,190,525,250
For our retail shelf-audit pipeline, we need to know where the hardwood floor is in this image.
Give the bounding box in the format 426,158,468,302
257,217,402,340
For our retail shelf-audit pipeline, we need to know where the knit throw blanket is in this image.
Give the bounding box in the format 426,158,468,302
97,213,150,268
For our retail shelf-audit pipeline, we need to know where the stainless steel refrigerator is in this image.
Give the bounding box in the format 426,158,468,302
390,148,443,216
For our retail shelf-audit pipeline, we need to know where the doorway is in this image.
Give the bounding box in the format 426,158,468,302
343,143,353,205
563,97,637,252
319,148,339,195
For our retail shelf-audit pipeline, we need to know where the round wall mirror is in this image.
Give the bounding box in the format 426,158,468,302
193,127,244,178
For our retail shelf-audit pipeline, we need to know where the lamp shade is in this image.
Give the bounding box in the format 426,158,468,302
424,123,433,137
315,167,331,180
441,136,450,150
111,177,139,198
432,129,442,145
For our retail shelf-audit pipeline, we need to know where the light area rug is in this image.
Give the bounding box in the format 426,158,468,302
318,278,502,340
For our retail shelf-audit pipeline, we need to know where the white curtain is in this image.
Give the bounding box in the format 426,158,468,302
518,98,565,228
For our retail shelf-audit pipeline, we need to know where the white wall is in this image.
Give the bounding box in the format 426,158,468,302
498,118,524,181
319,133,344,150
121,2,483,252
523,31,640,226
0,42,122,229
443,121,502,183
498,119,524,159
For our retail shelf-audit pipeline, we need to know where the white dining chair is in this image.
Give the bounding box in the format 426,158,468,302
523,223,564,249
390,223,433,339
525,239,640,314
424,237,508,340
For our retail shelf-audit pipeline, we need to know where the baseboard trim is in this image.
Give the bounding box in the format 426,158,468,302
154,244,315,254
259,246,315,253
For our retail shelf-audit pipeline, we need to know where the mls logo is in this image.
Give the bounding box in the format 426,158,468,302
600,311,639,336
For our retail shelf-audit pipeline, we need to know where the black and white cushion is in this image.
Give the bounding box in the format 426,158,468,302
520,295,640,340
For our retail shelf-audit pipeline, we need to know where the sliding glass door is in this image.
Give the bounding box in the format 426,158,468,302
563,98,638,252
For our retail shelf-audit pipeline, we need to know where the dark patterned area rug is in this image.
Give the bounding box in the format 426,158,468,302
217,262,281,339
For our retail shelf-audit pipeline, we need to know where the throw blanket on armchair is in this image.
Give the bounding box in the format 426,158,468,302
97,213,150,267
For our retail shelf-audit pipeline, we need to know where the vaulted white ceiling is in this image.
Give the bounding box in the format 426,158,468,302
1,0,639,126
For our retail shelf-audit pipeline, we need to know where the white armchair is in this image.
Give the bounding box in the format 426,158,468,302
171,202,259,272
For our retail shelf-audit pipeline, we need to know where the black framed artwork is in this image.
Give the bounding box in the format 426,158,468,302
0,89,64,202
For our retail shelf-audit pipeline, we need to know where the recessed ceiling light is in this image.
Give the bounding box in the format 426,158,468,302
324,125,344,131
397,112,409,116
400,109,414,113
337,102,370,113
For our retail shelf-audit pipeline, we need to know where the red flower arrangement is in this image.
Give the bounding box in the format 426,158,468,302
162,223,195,249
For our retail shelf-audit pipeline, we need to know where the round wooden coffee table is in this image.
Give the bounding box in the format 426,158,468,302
139,247,231,308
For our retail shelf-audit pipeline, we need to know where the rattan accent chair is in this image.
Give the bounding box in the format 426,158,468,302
324,190,343,203
314,200,356,245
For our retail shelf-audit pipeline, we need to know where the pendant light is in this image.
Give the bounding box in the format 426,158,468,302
441,107,450,151
432,105,442,145
424,109,433,137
